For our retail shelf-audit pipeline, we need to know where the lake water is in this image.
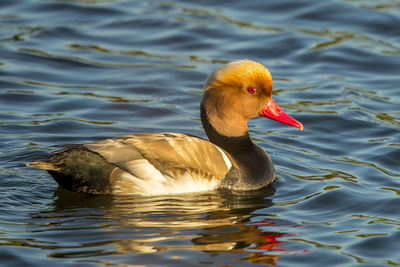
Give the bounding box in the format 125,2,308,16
1,0,399,266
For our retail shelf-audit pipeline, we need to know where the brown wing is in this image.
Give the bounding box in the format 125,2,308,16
84,133,236,195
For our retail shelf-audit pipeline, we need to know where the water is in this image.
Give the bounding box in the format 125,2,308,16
1,0,399,266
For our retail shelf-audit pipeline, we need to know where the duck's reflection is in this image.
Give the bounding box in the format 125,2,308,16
49,186,308,265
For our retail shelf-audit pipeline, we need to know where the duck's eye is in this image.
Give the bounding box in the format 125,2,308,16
247,87,257,94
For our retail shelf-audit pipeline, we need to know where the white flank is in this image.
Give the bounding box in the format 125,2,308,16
112,166,219,196
124,159,166,182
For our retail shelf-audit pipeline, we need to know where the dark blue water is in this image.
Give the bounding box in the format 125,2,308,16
1,0,399,266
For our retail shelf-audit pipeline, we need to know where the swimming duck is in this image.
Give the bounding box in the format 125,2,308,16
27,60,302,195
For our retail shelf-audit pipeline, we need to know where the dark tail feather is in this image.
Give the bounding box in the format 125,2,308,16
27,147,116,195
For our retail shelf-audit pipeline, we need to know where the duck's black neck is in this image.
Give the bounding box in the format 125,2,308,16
200,103,252,154
200,103,275,189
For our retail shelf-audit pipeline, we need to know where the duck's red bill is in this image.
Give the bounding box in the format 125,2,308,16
259,98,303,130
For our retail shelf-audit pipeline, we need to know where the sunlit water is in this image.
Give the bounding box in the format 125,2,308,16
1,0,399,266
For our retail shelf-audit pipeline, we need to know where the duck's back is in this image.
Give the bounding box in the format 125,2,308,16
27,133,237,195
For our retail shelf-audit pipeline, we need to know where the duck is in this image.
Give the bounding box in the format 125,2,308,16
27,60,303,196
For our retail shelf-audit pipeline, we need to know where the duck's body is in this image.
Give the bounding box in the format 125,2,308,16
27,60,302,196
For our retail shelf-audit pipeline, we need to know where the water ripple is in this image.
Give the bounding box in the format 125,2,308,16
1,0,400,266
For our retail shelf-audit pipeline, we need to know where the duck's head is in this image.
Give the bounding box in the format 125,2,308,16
201,60,303,137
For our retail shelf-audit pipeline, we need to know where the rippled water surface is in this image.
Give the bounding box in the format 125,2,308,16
1,0,400,266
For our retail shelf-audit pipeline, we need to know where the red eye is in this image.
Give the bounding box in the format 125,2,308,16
248,87,256,94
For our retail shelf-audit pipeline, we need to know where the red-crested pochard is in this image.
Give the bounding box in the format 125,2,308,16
27,60,302,195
